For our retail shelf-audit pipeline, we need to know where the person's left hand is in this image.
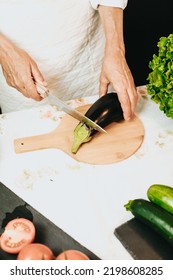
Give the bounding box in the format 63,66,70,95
99,46,138,121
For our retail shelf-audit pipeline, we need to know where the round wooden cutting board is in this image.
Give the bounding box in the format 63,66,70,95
14,105,145,165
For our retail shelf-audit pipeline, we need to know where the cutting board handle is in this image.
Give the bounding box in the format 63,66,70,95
14,131,66,154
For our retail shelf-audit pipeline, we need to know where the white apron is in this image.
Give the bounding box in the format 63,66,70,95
0,0,105,112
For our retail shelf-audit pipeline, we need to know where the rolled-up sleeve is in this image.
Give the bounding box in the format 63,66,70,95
90,0,128,10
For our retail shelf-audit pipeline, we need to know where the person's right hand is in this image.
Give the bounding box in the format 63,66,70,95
0,35,47,100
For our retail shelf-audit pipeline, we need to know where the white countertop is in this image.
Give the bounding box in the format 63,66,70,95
1,86,173,260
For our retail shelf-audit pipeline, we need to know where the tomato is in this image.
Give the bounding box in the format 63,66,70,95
0,218,35,254
56,250,89,260
17,243,54,260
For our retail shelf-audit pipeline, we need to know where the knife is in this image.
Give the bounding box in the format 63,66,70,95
35,82,107,133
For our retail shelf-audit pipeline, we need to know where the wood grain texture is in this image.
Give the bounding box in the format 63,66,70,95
14,105,145,165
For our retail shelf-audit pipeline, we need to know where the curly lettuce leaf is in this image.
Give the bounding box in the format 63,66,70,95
147,34,173,118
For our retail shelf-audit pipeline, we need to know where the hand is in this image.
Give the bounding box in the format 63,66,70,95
98,6,138,121
99,46,138,121
0,35,47,100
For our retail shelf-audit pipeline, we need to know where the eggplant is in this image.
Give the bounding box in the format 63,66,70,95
71,92,124,153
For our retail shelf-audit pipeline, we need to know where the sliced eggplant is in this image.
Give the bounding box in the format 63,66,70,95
71,92,124,154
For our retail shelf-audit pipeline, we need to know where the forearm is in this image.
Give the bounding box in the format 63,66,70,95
98,6,125,54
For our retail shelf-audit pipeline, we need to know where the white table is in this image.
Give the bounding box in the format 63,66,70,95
0,86,173,260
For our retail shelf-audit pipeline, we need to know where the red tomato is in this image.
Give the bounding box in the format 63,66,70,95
56,250,89,260
17,243,54,260
0,218,35,254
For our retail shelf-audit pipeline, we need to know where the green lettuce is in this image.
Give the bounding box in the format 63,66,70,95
147,34,173,118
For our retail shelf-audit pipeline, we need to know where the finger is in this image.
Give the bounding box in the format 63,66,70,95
116,89,132,121
121,100,131,121
35,82,49,98
19,79,42,101
27,81,43,101
99,77,109,97
124,68,138,116
128,87,138,114
31,62,47,87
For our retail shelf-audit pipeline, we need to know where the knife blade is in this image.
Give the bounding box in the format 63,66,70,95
35,82,107,133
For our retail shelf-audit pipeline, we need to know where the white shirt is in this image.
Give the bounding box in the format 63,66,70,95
0,0,128,113
90,0,128,9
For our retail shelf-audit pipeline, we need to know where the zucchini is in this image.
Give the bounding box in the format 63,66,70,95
147,184,173,215
124,199,173,246
71,92,123,153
